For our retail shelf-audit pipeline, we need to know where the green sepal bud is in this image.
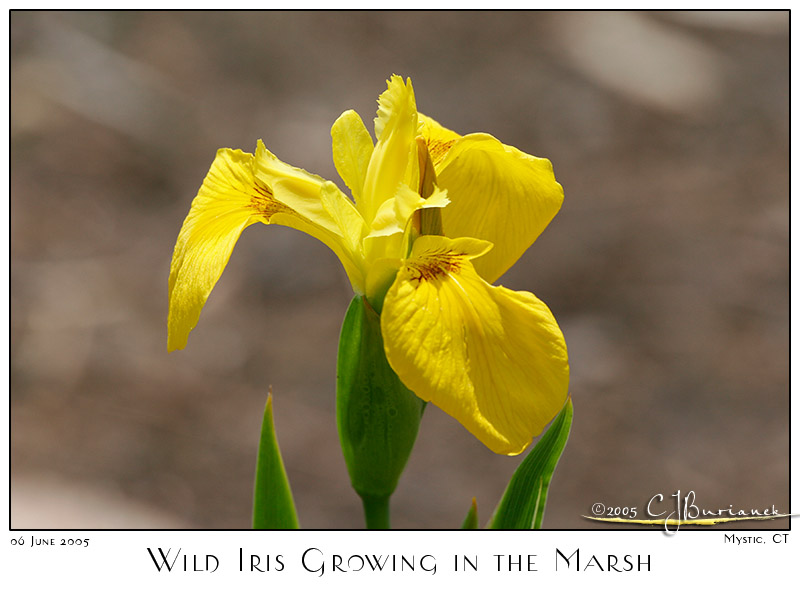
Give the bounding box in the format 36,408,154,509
336,296,425,504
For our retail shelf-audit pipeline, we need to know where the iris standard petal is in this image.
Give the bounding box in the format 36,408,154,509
332,109,374,203
360,75,418,226
381,235,570,455
419,115,564,284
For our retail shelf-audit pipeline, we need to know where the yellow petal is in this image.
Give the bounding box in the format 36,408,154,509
395,184,450,222
318,181,366,255
367,196,405,239
360,75,418,226
168,147,283,352
316,181,368,290
331,109,374,202
254,140,339,236
381,235,569,455
367,184,449,240
420,115,564,284
255,141,369,291
169,145,367,351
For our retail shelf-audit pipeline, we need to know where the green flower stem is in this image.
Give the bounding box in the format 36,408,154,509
361,494,391,529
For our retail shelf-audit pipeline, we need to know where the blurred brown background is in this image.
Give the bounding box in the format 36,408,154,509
10,11,789,529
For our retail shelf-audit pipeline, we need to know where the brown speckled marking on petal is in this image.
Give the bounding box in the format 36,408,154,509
407,247,464,283
426,138,456,168
249,183,293,220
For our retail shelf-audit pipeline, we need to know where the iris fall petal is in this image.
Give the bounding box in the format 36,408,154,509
381,235,570,454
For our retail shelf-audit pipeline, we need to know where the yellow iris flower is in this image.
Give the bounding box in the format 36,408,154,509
168,75,569,455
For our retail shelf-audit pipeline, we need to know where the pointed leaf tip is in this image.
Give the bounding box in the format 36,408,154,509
488,398,573,529
461,497,479,529
253,388,300,529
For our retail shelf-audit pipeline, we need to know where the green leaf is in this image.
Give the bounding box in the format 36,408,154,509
461,497,479,529
488,398,573,529
252,391,299,529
